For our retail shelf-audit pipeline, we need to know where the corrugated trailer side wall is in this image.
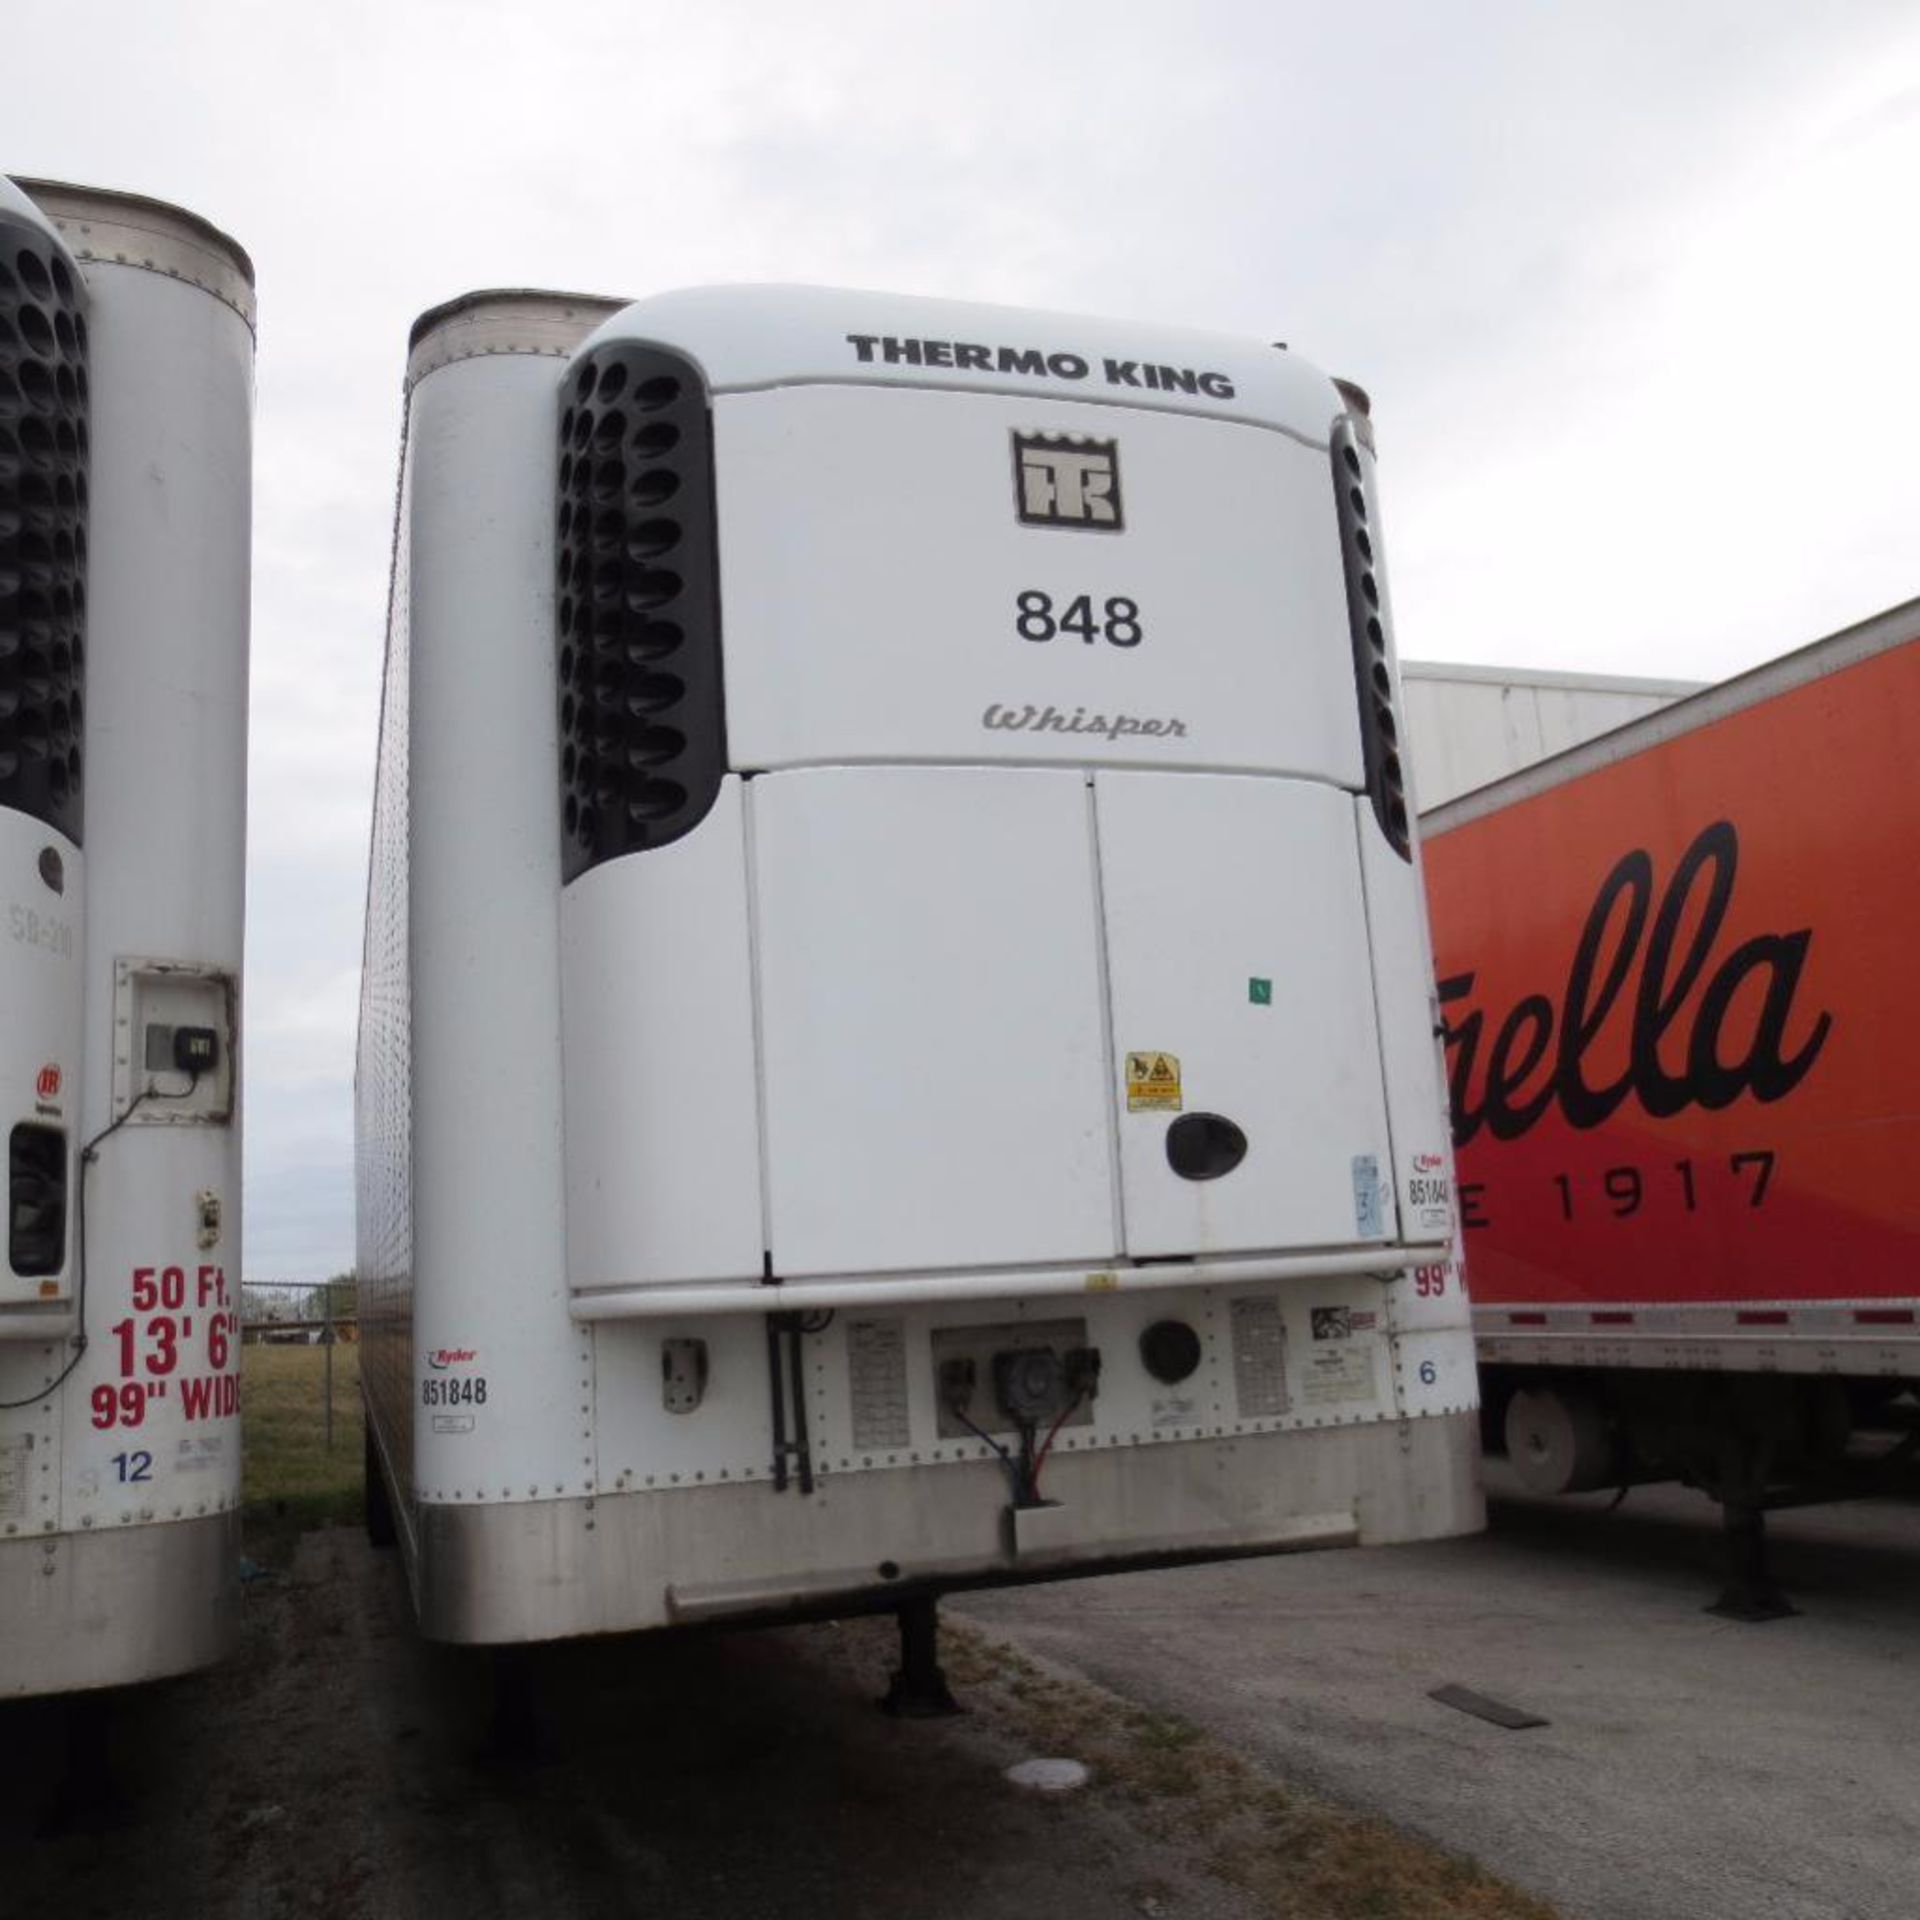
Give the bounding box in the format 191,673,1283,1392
1400,664,1700,811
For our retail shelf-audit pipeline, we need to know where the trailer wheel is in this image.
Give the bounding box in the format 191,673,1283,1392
364,1423,398,1549
1505,1384,1616,1495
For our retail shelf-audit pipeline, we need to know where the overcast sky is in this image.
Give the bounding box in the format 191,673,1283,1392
9,2,1917,1278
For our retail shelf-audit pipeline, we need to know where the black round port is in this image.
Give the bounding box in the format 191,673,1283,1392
877,1560,901,1581
1139,1319,1202,1384
1165,1112,1248,1181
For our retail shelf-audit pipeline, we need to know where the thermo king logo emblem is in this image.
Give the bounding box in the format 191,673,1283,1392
1013,431,1123,531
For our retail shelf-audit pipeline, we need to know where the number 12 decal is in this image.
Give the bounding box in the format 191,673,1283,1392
112,1450,153,1483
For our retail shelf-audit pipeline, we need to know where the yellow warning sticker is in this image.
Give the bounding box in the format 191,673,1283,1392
1125,1050,1183,1113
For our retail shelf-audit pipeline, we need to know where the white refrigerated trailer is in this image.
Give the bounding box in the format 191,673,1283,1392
0,180,252,1697
356,287,1479,1684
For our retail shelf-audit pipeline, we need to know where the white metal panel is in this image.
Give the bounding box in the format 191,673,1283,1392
58,260,251,1547
583,1275,1463,1535
1355,806,1456,1246
1389,1326,1480,1421
714,386,1363,785
1095,772,1394,1257
752,766,1116,1278
561,780,764,1291
590,1315,777,1489
1399,664,1700,810
405,352,589,1505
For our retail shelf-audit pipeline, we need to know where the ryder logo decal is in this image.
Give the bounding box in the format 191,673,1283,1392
425,1347,478,1370
1440,820,1833,1147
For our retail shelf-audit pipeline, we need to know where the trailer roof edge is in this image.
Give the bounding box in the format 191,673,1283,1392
406,289,627,392
15,178,254,329
1422,596,1920,837
1400,660,1705,697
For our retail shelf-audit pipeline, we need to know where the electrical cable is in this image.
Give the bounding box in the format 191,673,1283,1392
950,1403,1027,1505
0,1073,198,1412
1029,1387,1088,1501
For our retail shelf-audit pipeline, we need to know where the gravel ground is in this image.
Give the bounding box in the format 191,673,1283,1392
1,1523,1514,1920
12,1469,1908,1920
957,1466,1920,1920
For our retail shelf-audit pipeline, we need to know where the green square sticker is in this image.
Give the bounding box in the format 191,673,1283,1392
1248,977,1272,1006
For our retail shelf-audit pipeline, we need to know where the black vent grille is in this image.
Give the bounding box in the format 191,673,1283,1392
1332,416,1408,860
0,210,88,846
9,1122,66,1277
556,342,725,882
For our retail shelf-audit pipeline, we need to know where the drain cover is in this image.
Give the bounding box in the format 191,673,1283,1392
1005,1757,1091,1793
1429,1684,1548,1730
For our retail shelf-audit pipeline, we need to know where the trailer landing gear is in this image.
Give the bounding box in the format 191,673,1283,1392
882,1594,960,1718
483,1645,547,1764
1707,1494,1797,1622
1705,1431,1798,1622
38,1691,132,1836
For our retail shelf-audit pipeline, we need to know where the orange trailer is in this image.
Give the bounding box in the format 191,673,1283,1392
1422,599,1920,1612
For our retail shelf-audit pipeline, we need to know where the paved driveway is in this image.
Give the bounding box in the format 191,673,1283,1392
958,1468,1920,1920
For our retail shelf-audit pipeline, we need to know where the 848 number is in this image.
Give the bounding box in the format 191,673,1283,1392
1016,591,1142,647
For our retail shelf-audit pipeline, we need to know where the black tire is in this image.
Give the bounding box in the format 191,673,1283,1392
364,1422,398,1549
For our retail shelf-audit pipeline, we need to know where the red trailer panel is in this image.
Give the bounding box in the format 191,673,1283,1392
1427,627,1919,1332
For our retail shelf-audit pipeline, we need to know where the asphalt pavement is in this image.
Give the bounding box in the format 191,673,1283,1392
957,1465,1920,1920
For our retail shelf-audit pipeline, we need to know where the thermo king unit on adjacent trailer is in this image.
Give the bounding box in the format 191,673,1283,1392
0,180,252,1696
1423,599,1920,1613
356,287,1479,1664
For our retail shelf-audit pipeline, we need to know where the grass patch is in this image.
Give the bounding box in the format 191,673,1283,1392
240,1339,364,1562
942,1622,1558,1920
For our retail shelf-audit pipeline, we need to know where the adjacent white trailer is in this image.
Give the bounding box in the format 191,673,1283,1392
0,180,253,1696
356,287,1479,1667
1398,661,1701,810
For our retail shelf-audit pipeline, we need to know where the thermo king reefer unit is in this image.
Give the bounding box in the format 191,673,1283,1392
357,285,1479,1652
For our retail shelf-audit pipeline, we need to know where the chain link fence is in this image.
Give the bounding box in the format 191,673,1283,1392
242,1279,357,1456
